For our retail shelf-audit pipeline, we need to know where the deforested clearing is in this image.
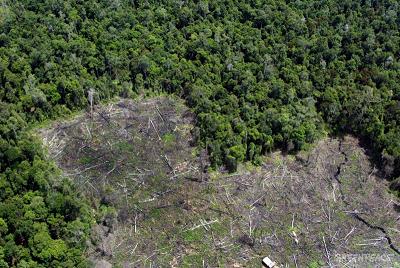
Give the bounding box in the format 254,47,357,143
39,97,400,267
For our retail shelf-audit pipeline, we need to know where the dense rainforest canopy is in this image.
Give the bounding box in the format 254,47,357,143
0,0,399,266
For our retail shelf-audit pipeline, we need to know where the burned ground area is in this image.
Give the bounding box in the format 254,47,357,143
39,97,399,267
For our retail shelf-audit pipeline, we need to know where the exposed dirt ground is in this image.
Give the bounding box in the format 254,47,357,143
39,97,400,267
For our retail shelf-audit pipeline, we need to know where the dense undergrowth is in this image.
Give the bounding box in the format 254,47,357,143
1,0,400,266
